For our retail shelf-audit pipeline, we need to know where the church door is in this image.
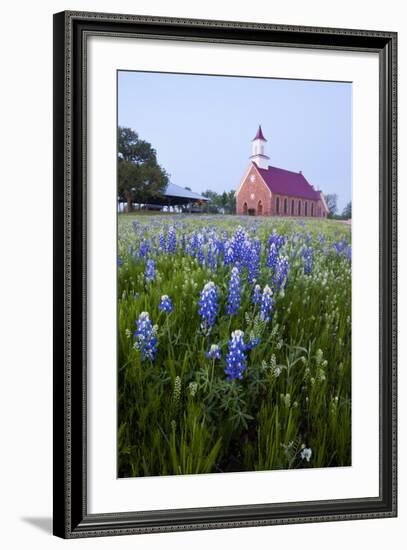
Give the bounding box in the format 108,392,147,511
257,200,263,215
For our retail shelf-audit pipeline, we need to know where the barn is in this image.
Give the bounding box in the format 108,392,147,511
236,126,329,218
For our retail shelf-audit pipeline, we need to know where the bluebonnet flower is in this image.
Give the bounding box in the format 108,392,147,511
252,284,261,305
346,245,352,262
260,285,274,322
225,330,247,380
158,295,173,314
273,256,289,290
133,312,158,362
246,335,260,350
268,231,286,251
197,242,204,266
246,239,261,284
206,344,221,360
167,226,177,253
302,247,313,274
266,242,278,269
117,255,123,268
231,226,247,262
158,231,165,251
226,267,241,315
139,240,150,258
198,282,218,332
333,240,347,255
145,259,156,283
224,245,235,266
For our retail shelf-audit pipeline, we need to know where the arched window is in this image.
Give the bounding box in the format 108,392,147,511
305,202,308,216
284,198,287,214
257,200,263,216
298,201,301,216
291,199,295,215
276,197,280,214
311,203,314,217
243,202,248,215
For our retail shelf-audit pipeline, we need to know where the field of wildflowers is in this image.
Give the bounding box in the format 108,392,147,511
118,214,351,477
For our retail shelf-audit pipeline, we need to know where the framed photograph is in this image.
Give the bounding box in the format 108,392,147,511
53,11,397,538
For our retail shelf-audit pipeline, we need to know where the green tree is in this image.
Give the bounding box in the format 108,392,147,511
325,193,338,218
226,190,236,214
342,201,352,219
118,127,169,211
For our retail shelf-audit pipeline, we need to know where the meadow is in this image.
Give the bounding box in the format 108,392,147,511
117,213,351,477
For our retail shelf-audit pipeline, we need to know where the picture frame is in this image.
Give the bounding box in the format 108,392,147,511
53,10,397,538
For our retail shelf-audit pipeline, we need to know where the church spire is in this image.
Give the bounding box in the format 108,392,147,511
252,125,267,142
250,124,270,169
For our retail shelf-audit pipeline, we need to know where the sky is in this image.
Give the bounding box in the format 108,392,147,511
118,71,352,212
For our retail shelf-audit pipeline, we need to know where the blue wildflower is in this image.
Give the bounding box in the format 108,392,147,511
158,295,173,314
225,330,247,381
224,245,235,266
302,247,313,274
266,242,278,269
139,240,150,258
246,335,260,350
252,284,261,305
333,240,347,255
206,344,221,360
246,239,261,284
198,281,218,332
117,255,123,268
226,266,241,315
260,285,274,322
133,312,158,362
346,245,352,262
273,256,289,290
145,259,156,283
158,231,165,251
167,226,177,253
268,231,286,251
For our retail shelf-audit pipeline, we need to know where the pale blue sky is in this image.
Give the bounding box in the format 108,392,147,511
118,71,352,212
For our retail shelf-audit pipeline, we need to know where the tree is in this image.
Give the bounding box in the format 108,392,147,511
226,190,236,215
342,201,352,219
117,127,169,211
325,193,338,218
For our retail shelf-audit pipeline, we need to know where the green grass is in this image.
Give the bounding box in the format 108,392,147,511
117,214,351,477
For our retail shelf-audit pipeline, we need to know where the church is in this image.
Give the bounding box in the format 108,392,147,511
236,126,329,218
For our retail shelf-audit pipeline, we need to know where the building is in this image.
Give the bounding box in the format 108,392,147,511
118,182,210,212
236,126,329,218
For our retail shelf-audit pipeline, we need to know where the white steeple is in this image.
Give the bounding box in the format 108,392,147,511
250,125,269,170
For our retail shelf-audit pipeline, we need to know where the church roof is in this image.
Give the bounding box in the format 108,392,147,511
255,164,321,201
252,125,267,142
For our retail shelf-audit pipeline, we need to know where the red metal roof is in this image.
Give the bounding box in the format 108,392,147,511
255,164,321,201
252,125,267,142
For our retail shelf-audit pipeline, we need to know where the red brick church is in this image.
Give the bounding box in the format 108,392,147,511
236,126,329,218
